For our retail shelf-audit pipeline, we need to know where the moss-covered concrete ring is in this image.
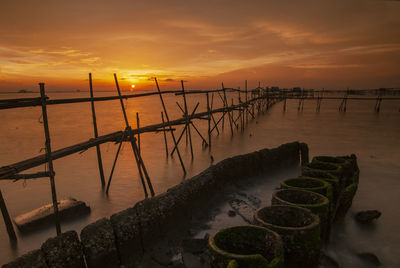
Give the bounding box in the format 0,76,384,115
254,205,321,268
281,177,333,206
281,177,334,224
311,156,355,186
301,165,342,207
302,162,343,184
209,225,284,268
271,189,330,243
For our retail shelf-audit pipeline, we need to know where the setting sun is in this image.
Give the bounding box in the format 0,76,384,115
130,84,135,91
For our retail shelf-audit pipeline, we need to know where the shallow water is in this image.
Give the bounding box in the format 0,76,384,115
0,90,399,266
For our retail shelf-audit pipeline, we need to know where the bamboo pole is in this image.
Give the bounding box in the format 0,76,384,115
39,83,61,236
1,94,264,180
89,73,106,187
161,112,169,157
114,74,154,197
170,103,200,155
210,93,220,135
223,88,234,135
106,132,126,194
155,78,186,175
0,189,16,241
181,81,194,159
245,80,248,123
12,171,53,180
136,112,141,155
207,93,211,147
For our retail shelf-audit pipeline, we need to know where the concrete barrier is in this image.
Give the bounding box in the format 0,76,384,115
3,142,306,268
109,207,142,267
41,230,85,268
80,218,119,268
2,250,48,268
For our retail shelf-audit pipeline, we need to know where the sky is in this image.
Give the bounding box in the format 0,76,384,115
1,0,400,91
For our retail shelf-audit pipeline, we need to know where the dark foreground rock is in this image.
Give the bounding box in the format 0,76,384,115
355,210,381,223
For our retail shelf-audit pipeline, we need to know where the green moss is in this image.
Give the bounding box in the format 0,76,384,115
227,259,239,268
313,156,346,164
255,206,321,268
281,177,333,206
352,169,360,185
209,226,284,268
313,155,359,187
272,190,330,243
303,162,343,179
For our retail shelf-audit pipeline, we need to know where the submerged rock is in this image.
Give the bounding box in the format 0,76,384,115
355,210,381,223
14,198,90,232
228,199,255,224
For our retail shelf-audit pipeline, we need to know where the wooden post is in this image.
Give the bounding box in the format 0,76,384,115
170,102,204,155
114,74,154,197
161,112,169,157
181,81,194,159
283,92,287,112
106,132,126,194
39,83,61,236
136,112,141,155
155,78,186,175
89,73,106,187
221,84,225,130
210,93,220,135
206,93,211,148
0,189,16,241
245,80,248,123
223,87,234,135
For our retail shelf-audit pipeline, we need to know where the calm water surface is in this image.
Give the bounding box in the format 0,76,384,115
0,91,399,266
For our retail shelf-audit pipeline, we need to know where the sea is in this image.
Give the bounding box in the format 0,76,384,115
0,90,399,267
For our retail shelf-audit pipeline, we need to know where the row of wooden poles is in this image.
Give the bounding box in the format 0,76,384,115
0,74,279,242
281,89,400,113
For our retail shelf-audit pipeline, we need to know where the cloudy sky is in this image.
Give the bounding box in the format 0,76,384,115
1,0,399,91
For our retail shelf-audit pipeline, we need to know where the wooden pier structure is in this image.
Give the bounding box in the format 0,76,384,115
0,76,399,242
0,75,280,241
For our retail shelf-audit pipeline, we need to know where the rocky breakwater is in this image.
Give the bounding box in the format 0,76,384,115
3,141,306,268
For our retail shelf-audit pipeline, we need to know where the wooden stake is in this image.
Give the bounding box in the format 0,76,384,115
223,88,234,135
0,189,16,241
170,103,200,155
136,112,141,155
89,73,106,187
207,93,211,147
210,93,220,135
114,74,154,197
39,83,61,236
106,132,126,194
155,78,186,175
161,112,168,157
181,81,194,159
